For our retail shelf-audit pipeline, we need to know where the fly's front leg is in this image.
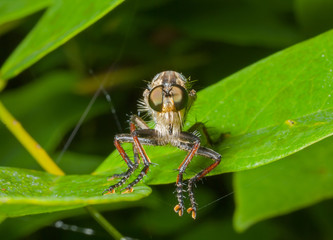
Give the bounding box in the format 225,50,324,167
103,115,151,194
121,123,154,193
128,114,149,167
103,131,158,194
107,144,139,181
107,125,140,181
103,134,137,194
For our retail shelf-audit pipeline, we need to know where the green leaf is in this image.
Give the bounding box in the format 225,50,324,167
0,0,51,26
233,136,333,231
0,187,162,239
0,167,151,217
94,29,333,184
0,0,124,81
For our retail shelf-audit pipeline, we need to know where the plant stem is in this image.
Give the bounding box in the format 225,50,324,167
85,206,125,240
0,101,65,175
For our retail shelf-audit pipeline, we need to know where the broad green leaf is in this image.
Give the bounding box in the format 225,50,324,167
0,0,123,81
94,29,333,185
0,71,108,170
0,0,51,26
0,167,151,217
233,136,333,231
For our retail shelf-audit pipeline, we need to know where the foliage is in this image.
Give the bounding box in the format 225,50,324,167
1,0,333,239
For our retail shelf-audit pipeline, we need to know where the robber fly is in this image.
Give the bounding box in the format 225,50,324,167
103,71,221,219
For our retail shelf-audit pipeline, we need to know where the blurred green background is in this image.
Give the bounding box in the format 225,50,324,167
1,0,333,239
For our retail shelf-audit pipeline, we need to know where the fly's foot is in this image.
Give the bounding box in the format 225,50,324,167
102,188,116,195
174,204,185,216
187,207,197,219
121,187,134,194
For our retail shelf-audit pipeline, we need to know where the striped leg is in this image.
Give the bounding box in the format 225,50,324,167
174,132,222,219
187,150,221,219
121,123,152,193
103,115,154,194
102,136,138,194
174,140,200,217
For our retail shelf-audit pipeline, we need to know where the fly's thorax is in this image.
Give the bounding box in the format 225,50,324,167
154,111,183,144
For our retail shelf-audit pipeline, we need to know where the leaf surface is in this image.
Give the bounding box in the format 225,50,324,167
0,0,51,25
233,136,333,231
0,167,151,217
0,0,123,80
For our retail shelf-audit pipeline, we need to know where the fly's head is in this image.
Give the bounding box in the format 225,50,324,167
140,71,196,139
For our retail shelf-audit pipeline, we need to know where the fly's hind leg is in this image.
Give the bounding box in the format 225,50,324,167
187,146,221,219
174,132,221,219
174,139,200,217
173,133,202,217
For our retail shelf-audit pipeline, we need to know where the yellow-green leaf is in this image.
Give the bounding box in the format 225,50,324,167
0,0,123,81
0,0,51,26
0,167,151,217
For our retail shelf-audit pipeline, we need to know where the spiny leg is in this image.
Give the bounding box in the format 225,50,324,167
103,136,137,194
174,132,222,219
121,123,153,193
103,115,151,194
187,122,214,146
108,134,140,181
174,140,200,217
187,147,221,219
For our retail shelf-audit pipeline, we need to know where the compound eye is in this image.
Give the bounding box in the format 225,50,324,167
148,86,163,112
171,85,188,110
